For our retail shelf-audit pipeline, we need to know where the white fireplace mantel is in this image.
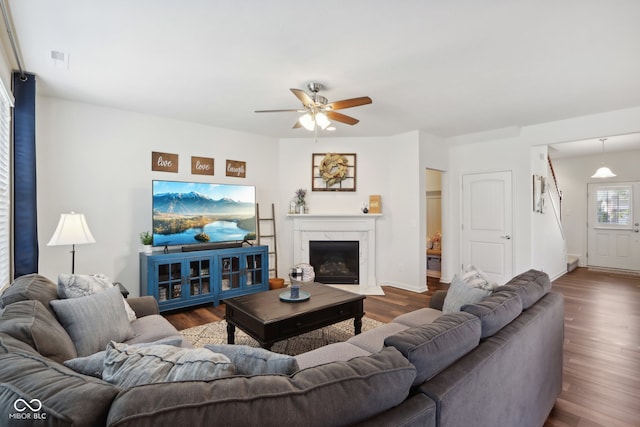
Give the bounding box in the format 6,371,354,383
290,214,381,288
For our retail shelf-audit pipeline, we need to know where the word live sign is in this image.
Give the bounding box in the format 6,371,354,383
191,156,214,175
226,160,246,178
152,151,179,173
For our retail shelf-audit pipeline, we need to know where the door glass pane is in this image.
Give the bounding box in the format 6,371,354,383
596,186,631,226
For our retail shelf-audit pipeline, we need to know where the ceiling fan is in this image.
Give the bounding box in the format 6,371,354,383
255,82,372,131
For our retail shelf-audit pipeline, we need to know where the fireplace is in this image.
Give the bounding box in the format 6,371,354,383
309,240,359,284
291,214,380,288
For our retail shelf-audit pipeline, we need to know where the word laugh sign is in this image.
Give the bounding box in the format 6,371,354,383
226,160,246,178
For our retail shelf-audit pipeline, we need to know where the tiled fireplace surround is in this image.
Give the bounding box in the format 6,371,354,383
291,214,380,290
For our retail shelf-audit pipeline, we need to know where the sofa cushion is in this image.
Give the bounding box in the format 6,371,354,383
58,272,137,321
461,290,523,338
496,269,551,309
102,342,236,387
50,286,135,356
442,274,492,313
126,314,189,347
392,307,443,327
385,312,481,385
0,300,77,363
0,339,119,427
0,274,59,315
295,342,371,370
206,344,299,375
106,347,416,427
346,322,409,353
63,337,183,378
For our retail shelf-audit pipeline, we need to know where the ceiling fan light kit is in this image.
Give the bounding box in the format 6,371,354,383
591,138,616,178
256,82,372,132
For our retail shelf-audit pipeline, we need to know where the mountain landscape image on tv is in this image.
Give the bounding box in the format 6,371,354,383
152,180,256,247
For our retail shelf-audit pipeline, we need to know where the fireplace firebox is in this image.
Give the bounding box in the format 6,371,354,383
309,240,359,284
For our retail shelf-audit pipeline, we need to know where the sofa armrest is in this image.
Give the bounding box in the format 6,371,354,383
429,290,447,310
126,296,159,317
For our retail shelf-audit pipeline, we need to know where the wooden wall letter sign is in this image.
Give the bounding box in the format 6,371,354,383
191,156,214,176
369,195,382,213
152,151,179,173
226,160,246,178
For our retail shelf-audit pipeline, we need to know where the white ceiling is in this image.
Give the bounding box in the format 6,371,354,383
5,1,640,154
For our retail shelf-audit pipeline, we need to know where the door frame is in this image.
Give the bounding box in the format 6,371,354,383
586,181,640,271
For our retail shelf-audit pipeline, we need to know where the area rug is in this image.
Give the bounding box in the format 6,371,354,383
180,316,384,356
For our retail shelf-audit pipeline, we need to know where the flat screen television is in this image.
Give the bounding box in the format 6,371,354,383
152,180,256,248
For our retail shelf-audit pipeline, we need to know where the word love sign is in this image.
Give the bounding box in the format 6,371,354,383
152,151,179,173
226,160,246,178
191,156,214,176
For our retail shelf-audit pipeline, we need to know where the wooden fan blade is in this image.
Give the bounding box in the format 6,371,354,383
254,109,302,113
326,111,359,125
290,88,314,107
292,121,302,129
327,96,372,111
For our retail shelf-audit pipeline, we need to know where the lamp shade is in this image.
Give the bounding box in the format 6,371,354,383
298,113,315,131
315,112,331,130
47,212,96,246
591,138,616,178
591,166,616,178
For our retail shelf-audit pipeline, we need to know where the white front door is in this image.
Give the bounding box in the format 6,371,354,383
462,171,513,284
587,182,640,271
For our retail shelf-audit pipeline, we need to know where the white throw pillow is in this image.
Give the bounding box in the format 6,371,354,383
460,265,499,291
442,274,492,313
58,273,137,321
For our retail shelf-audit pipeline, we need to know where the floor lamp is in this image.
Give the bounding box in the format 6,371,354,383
47,212,96,274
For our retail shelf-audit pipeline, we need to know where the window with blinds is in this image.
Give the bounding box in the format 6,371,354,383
0,80,12,289
596,186,632,227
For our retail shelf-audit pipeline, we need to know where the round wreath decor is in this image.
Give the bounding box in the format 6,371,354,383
319,153,349,186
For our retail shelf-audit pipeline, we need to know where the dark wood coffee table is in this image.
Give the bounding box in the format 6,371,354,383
224,283,365,349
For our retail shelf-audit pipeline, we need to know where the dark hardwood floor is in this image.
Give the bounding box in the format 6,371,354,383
163,269,639,427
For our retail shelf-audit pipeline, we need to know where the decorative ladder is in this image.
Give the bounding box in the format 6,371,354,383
256,203,278,278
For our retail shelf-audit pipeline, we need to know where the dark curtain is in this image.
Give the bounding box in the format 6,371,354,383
12,72,38,277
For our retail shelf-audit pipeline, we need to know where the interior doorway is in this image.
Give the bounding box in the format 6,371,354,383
426,169,442,278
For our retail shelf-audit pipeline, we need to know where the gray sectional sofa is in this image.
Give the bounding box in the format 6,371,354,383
0,269,563,427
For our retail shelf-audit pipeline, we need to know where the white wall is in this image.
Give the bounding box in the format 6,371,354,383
276,131,426,292
553,149,640,266
531,145,566,280
444,107,640,283
36,97,279,296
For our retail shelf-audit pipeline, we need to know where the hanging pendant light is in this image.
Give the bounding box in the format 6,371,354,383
591,138,616,178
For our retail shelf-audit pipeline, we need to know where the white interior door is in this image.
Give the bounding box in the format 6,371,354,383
587,182,640,271
462,171,513,284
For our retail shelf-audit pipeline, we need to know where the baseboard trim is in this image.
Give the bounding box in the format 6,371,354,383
381,281,427,293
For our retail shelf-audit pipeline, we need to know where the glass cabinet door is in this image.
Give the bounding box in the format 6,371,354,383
245,253,263,287
157,262,183,302
220,255,241,291
189,259,211,296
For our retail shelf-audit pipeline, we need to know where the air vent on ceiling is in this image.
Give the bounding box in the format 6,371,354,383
50,50,69,69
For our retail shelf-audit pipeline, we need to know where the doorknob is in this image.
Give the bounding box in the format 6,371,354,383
500,235,512,240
